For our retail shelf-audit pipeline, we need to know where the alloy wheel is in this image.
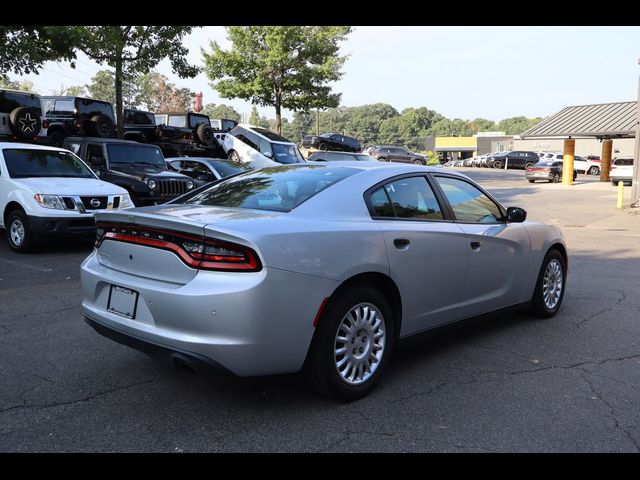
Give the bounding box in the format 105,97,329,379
542,259,563,309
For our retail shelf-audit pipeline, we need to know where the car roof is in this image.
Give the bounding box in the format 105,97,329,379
0,142,70,152
235,124,295,144
0,88,39,96
64,136,159,145
165,157,230,162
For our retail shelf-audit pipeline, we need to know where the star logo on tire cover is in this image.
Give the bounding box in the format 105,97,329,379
19,113,38,133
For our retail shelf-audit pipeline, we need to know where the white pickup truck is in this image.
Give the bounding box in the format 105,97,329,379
0,142,132,252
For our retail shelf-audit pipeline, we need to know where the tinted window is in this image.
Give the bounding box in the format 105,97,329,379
372,177,443,220
0,91,41,113
75,99,114,119
106,144,165,168
369,187,394,217
184,165,357,212
66,142,81,155
221,119,237,132
125,110,155,125
189,114,210,128
250,127,292,142
43,98,74,115
435,176,503,223
207,160,249,177
3,148,94,178
86,144,105,165
614,158,633,166
182,161,210,173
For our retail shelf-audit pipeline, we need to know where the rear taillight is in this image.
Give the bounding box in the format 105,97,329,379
95,223,261,272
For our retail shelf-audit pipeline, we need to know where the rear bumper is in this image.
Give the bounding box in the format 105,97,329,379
80,250,337,376
85,316,233,375
28,215,95,239
610,176,632,184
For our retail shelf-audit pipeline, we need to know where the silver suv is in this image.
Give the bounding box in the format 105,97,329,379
0,89,42,142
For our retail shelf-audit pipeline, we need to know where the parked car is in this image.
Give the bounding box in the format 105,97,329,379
610,157,634,186
307,151,375,162
209,118,239,146
489,151,539,169
41,96,116,146
302,132,361,152
0,142,131,252
63,137,195,206
0,88,43,142
81,162,567,400
369,145,427,165
525,160,577,183
222,124,305,169
166,157,250,183
154,112,223,157
462,157,475,167
121,108,157,143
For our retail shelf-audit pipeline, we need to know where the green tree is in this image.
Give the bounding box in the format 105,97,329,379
202,103,241,122
467,117,497,133
497,116,543,135
78,26,199,136
203,26,352,134
134,72,194,112
0,77,35,92
0,26,81,76
248,105,261,126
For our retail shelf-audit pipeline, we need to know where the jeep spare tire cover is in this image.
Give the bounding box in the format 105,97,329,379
9,107,42,139
196,124,215,145
89,114,115,138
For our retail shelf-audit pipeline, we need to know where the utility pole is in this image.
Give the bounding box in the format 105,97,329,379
631,59,640,206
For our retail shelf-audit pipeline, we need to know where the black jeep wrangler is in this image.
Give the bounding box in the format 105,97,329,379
42,96,116,146
63,137,196,206
154,111,224,157
121,108,158,143
0,88,43,142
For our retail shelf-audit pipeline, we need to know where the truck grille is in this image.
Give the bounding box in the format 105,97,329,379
157,179,189,197
80,196,108,210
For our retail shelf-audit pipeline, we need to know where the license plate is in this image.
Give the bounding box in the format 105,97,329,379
107,285,139,319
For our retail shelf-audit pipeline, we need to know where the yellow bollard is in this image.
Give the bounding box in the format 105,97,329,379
617,181,624,208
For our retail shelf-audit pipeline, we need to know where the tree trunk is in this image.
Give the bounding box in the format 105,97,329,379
115,58,123,138
274,102,282,135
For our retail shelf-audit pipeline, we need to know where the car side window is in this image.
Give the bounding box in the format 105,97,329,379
369,176,444,220
66,142,81,155
86,144,105,167
435,176,503,223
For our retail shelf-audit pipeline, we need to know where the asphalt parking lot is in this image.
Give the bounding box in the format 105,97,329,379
1,167,639,452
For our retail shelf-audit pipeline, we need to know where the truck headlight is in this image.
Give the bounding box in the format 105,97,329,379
146,179,157,190
187,180,195,189
119,194,134,209
34,194,66,210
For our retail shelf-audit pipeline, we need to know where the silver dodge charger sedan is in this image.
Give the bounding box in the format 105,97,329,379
81,162,567,400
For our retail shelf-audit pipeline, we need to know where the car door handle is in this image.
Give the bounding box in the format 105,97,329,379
470,241,482,251
393,238,411,250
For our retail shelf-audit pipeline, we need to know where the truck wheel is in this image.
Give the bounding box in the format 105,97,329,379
6,209,34,253
228,150,241,162
89,114,115,138
197,124,215,145
318,143,328,151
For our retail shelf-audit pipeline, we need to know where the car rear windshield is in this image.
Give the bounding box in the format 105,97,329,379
207,160,249,177
75,99,114,118
2,148,95,178
183,165,358,212
189,114,210,128
0,91,41,113
106,144,166,168
614,158,633,166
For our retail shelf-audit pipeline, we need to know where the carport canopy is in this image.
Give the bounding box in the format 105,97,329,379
520,101,637,139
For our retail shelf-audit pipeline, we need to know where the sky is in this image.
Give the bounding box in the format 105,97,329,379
12,26,640,122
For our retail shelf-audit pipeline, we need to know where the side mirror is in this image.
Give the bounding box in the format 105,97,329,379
506,207,527,223
262,151,273,158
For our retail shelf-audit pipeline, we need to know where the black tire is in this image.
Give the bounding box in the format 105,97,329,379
48,129,65,147
196,124,215,145
528,179,535,183
531,249,566,318
588,166,600,175
228,150,241,162
552,172,560,183
88,114,115,138
378,157,387,162
6,209,34,253
9,107,42,139
306,285,395,401
318,142,328,151
412,159,425,165
493,160,503,169
611,180,618,186
573,171,577,181
524,162,534,170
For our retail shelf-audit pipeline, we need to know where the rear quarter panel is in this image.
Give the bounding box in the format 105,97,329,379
522,222,567,301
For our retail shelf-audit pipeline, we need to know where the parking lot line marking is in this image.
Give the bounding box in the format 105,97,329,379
0,258,53,272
